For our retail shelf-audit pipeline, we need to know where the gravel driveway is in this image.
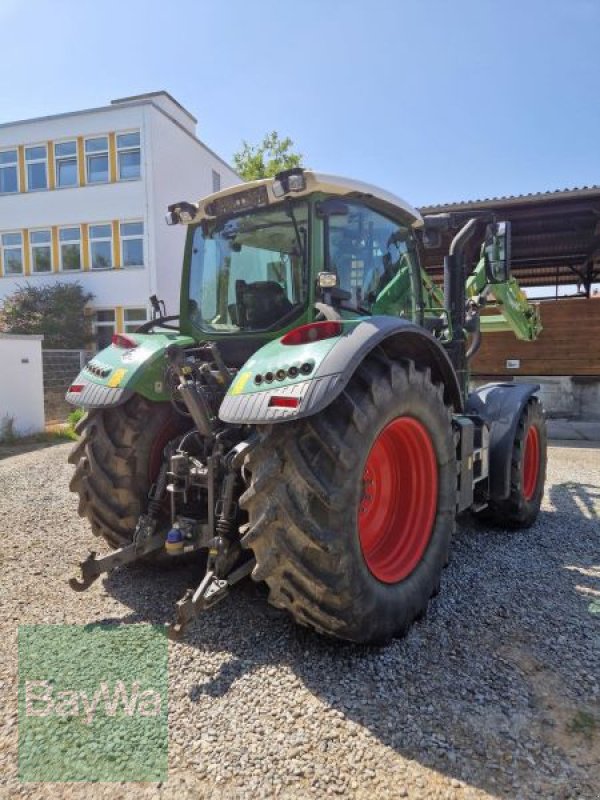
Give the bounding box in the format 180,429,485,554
1,441,599,799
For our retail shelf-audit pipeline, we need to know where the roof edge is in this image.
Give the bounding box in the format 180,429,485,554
111,91,197,123
420,185,600,213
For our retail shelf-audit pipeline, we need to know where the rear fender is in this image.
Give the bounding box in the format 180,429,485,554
466,382,540,501
219,316,463,424
65,333,194,410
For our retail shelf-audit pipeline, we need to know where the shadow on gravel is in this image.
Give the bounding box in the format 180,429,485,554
549,481,600,520
100,505,600,799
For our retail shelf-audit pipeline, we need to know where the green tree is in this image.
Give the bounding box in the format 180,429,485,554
0,282,94,348
233,131,304,181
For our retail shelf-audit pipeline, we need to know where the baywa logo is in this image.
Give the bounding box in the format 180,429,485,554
25,679,162,725
18,624,168,782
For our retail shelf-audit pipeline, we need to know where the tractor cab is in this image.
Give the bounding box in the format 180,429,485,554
172,170,426,346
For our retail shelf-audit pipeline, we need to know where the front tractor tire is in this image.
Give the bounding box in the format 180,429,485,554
240,355,457,645
477,398,547,529
69,395,188,549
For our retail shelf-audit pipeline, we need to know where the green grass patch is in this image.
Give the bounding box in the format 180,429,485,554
567,710,597,740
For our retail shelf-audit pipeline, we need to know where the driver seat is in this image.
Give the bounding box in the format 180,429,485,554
234,280,294,329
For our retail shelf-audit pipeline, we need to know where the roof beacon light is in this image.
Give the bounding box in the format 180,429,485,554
281,320,342,346
272,167,306,198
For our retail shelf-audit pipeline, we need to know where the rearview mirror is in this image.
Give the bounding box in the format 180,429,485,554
484,221,511,283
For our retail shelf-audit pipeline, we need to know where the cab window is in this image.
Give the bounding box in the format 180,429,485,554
323,200,419,320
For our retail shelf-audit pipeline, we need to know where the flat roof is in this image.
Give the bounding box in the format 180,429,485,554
111,91,197,123
0,90,195,130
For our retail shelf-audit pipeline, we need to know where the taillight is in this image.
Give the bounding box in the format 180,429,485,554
281,321,342,346
111,333,138,349
69,384,84,393
268,396,300,408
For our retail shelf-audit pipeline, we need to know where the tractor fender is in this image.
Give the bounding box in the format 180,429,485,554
219,317,463,425
466,382,540,501
65,332,194,410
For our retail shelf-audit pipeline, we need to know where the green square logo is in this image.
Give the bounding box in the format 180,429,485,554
18,624,168,782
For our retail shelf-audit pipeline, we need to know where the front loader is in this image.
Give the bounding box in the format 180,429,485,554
67,169,547,644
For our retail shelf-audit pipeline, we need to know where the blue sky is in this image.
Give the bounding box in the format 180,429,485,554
1,0,598,207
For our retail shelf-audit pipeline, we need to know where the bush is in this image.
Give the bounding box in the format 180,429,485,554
67,408,85,437
0,282,94,348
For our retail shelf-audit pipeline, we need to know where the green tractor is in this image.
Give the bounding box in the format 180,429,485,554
67,169,547,643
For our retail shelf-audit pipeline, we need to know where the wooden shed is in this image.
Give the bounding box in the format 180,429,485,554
419,187,600,418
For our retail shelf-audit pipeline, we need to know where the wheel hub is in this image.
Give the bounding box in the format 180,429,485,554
358,416,438,584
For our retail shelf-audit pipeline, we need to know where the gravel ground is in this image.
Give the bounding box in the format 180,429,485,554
0,440,599,799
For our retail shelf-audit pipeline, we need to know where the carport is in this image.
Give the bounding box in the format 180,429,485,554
419,187,600,418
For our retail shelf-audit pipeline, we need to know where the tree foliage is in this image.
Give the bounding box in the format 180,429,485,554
233,131,304,181
0,282,94,348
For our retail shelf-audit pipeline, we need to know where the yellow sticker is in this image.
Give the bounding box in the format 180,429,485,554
230,371,251,396
107,368,127,388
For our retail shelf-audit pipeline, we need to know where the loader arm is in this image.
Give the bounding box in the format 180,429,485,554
466,252,542,341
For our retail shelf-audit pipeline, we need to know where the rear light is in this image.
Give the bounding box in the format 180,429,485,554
268,396,300,409
281,321,342,346
111,333,138,349
69,384,84,394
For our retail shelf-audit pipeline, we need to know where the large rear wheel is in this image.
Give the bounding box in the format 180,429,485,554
68,396,189,549
240,355,457,644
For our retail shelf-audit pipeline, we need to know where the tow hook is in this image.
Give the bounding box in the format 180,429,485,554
68,516,165,591
167,557,255,640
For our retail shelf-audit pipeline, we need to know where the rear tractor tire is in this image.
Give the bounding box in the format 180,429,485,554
68,395,189,549
240,355,457,644
476,397,547,529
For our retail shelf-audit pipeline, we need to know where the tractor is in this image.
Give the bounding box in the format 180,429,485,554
67,168,547,643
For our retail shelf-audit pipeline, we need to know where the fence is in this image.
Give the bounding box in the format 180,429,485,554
42,349,90,424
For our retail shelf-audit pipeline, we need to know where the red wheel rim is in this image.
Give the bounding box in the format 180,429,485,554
522,425,540,501
358,417,438,584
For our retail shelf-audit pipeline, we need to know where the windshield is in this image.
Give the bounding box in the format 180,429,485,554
189,203,308,333
325,201,420,320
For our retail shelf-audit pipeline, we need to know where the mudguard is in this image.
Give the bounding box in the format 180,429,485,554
466,382,540,501
219,316,463,424
65,332,194,409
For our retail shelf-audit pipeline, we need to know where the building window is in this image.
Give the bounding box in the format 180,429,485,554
124,307,148,332
212,170,221,193
30,229,52,273
85,137,109,183
59,227,81,271
117,132,141,180
93,309,116,350
25,145,48,191
0,150,19,194
89,224,113,269
1,232,23,275
120,221,144,267
55,141,78,188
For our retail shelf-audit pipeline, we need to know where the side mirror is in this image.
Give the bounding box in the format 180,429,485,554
484,221,511,283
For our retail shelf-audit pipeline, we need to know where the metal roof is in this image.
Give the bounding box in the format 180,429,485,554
418,186,600,293
420,185,600,212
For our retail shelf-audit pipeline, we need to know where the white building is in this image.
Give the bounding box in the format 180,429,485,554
0,91,239,348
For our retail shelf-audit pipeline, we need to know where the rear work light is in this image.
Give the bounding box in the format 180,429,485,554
111,333,138,349
68,384,84,394
268,396,300,409
281,321,342,346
